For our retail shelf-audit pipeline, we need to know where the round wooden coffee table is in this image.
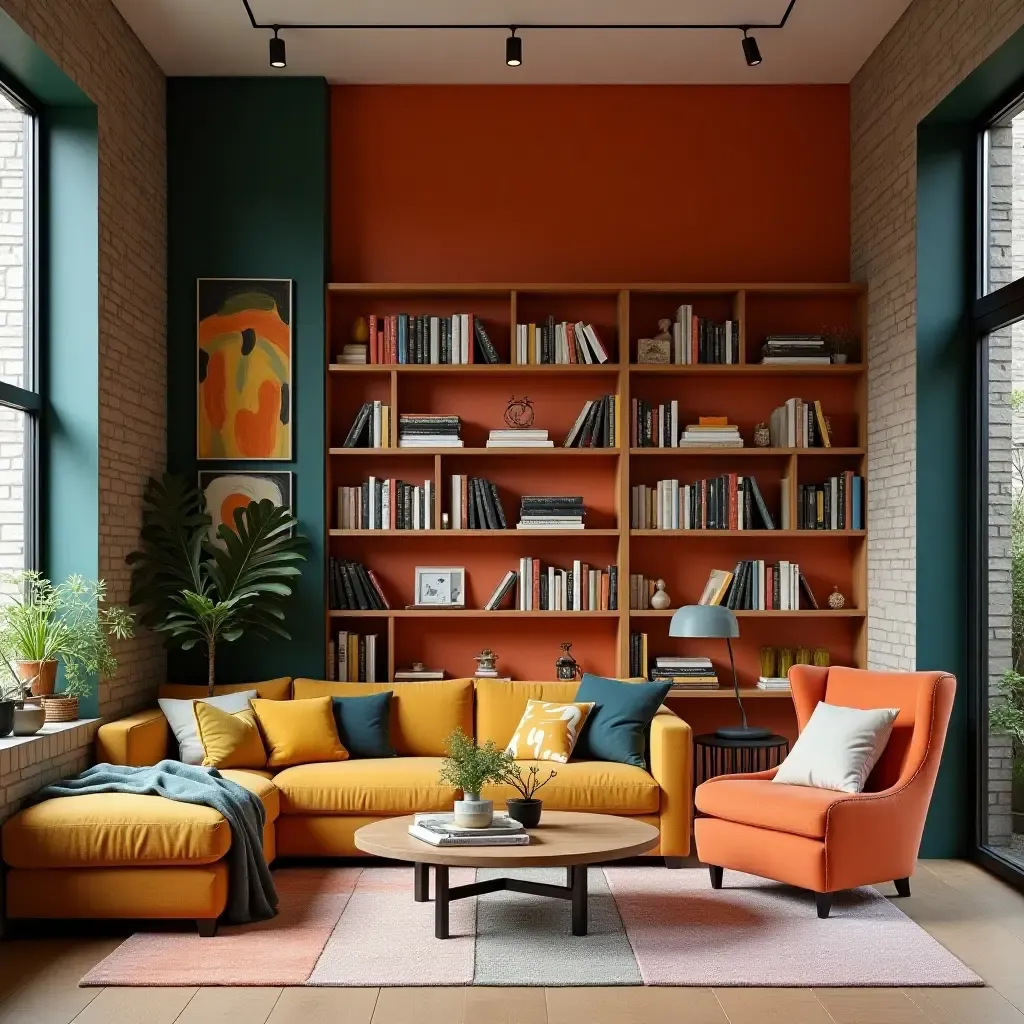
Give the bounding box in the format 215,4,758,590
355,811,659,939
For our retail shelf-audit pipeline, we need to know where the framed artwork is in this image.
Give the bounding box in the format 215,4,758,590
414,566,466,607
197,278,293,460
199,471,293,547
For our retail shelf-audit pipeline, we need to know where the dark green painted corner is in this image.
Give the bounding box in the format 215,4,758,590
166,77,328,684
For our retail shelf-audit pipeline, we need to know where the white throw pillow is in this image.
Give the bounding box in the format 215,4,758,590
773,702,899,794
158,691,258,764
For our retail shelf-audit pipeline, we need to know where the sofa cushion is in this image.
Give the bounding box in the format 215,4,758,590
251,696,349,769
481,760,659,814
573,674,671,768
293,679,473,757
274,758,457,815
331,692,396,759
475,680,580,748
194,704,267,770
695,778,849,840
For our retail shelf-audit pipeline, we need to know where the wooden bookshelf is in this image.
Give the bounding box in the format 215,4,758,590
325,283,867,703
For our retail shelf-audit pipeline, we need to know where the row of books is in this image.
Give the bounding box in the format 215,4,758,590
410,813,529,847
628,631,649,678
517,494,585,530
513,319,610,365
629,574,669,610
328,559,390,611
797,475,864,531
649,655,719,689
565,395,619,448
761,334,830,365
502,559,619,611
451,475,507,530
672,306,740,364
631,475,778,532
342,401,393,448
700,561,816,611
632,400,679,448
769,398,832,448
365,313,501,364
399,414,463,448
337,478,434,531
327,630,383,682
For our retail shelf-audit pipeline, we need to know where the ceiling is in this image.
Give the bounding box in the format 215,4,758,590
112,0,914,84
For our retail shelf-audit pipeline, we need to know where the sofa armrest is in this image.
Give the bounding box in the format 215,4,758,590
649,707,692,857
96,709,169,766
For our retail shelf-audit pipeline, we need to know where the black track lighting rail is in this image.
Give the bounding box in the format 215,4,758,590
241,0,796,34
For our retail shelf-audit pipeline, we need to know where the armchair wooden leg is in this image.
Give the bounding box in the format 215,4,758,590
664,858,685,869
709,865,723,889
815,892,833,919
894,877,911,898
196,918,218,937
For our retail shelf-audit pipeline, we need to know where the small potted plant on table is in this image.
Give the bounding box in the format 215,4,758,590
439,728,511,828
501,763,557,828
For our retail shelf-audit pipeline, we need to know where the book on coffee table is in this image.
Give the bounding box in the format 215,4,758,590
409,812,531,846
413,812,523,833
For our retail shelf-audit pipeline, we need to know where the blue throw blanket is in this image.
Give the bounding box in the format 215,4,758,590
33,759,278,925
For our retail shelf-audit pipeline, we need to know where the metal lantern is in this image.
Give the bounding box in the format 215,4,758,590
555,642,581,681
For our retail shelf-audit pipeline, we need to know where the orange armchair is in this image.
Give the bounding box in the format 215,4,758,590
693,666,956,918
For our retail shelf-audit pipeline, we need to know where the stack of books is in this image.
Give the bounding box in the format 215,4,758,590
328,630,382,682
678,418,743,448
365,313,501,364
327,559,390,611
564,395,619,448
769,398,831,448
798,473,864,530
394,665,446,681
487,428,552,448
514,319,610,364
650,656,719,690
342,401,392,449
757,676,792,691
399,414,463,448
516,495,585,530
631,399,679,448
631,475,777,531
337,343,368,364
449,476,507,530
337,477,434,531
673,305,739,364
761,334,830,365
409,813,530,847
515,559,618,611
707,560,814,611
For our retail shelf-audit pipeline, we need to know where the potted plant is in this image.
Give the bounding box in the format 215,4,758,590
0,572,134,721
823,325,858,364
500,763,557,828
127,475,306,695
439,728,510,828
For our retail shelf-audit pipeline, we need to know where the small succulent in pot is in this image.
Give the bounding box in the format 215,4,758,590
501,763,557,828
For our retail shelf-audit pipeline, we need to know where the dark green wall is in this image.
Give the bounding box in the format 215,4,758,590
166,78,328,684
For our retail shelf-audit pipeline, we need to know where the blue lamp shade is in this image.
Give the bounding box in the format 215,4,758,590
669,605,739,639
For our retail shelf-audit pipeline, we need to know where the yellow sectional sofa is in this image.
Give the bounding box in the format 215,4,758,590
1,677,692,931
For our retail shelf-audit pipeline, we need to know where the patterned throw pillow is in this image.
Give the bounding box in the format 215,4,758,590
505,699,595,762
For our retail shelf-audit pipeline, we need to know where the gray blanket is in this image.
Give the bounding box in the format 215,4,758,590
33,759,278,924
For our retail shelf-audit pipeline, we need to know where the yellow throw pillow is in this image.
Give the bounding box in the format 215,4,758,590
193,702,267,770
250,696,349,769
505,699,595,762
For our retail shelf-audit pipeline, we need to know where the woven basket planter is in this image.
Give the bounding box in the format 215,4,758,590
41,695,79,723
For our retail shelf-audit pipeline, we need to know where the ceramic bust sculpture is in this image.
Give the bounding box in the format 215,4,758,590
650,579,671,609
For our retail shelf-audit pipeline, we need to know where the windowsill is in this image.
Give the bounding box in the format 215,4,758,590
0,718,100,752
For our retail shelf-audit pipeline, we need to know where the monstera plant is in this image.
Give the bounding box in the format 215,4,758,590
127,474,306,695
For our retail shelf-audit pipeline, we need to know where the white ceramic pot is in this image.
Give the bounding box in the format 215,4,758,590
454,792,494,828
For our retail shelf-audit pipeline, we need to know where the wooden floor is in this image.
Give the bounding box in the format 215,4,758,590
0,860,1023,1024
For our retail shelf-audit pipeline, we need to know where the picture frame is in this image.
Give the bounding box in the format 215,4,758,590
413,566,466,608
199,470,294,548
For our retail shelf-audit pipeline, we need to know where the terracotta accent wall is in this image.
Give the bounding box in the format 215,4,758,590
331,85,850,284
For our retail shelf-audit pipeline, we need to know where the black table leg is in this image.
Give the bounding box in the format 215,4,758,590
414,862,429,902
570,865,588,936
435,864,450,939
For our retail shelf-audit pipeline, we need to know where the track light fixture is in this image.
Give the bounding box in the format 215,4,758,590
741,29,761,67
506,28,522,67
269,26,286,69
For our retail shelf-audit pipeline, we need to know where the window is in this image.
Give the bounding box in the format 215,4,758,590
0,83,38,585
983,100,1024,295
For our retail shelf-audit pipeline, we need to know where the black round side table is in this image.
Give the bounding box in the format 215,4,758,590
694,733,789,787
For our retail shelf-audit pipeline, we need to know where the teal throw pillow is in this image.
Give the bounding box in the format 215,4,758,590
331,692,396,759
573,673,671,768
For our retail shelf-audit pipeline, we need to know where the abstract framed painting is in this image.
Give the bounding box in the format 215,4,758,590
197,278,292,460
199,471,294,547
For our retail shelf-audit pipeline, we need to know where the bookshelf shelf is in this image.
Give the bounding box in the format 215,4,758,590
326,280,868,688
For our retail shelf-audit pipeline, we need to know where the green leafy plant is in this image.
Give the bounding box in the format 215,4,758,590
0,572,134,699
992,670,1024,784
126,474,306,696
439,728,512,798
501,763,557,801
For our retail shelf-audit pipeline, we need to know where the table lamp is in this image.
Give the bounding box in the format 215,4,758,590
669,604,771,740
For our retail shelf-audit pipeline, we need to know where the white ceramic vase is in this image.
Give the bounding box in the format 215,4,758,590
454,792,494,828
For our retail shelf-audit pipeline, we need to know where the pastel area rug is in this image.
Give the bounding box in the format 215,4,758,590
81,866,981,988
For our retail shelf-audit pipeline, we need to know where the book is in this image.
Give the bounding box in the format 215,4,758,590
394,667,446,681
485,569,518,610
698,568,734,606
408,824,531,847
413,812,524,832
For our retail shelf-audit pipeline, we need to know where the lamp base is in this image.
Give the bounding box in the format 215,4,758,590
716,724,773,741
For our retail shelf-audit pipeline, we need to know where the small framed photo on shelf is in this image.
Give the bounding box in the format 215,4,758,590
413,566,466,608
